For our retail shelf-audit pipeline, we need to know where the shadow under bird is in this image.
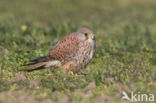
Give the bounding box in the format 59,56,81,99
23,28,96,73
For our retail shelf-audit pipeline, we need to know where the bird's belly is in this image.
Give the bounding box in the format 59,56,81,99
62,43,94,72
78,46,94,67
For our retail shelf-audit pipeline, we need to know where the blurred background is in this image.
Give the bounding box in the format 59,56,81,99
0,0,156,25
0,0,156,103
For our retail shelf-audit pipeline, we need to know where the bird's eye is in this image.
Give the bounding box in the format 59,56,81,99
84,33,88,37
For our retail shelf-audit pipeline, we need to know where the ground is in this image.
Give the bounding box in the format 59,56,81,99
0,0,156,103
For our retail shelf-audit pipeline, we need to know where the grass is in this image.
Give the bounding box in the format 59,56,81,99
0,0,156,103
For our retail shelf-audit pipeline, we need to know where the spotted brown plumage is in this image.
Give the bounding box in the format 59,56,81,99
47,33,82,60
24,28,96,73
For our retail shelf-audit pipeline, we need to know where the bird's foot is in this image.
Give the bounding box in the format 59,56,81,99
69,71,79,76
69,71,86,76
70,71,74,76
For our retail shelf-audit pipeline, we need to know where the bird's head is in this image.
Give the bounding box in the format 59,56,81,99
77,28,95,41
84,32,95,40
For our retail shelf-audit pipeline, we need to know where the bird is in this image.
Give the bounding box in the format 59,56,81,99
23,28,96,73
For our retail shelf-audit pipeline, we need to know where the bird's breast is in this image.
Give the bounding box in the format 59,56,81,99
76,41,95,66
61,40,95,72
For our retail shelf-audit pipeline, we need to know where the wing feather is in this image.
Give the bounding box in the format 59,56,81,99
47,33,82,60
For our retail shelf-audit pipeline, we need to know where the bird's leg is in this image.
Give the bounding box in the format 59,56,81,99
69,71,86,76
70,71,74,76
70,71,86,76
70,71,78,76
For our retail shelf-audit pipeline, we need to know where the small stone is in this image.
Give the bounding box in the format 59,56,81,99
15,73,26,81
105,77,114,84
85,82,96,90
1,49,9,54
58,95,69,103
30,79,41,87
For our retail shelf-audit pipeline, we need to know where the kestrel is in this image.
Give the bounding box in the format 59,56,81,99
24,28,96,73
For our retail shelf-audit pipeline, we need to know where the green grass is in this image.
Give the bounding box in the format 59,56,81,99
0,0,156,103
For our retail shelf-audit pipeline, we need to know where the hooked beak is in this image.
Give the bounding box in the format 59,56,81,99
88,33,95,40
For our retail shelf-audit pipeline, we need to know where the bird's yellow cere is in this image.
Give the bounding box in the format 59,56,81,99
88,34,94,39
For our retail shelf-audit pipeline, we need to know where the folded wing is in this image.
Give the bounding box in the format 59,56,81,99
47,33,83,61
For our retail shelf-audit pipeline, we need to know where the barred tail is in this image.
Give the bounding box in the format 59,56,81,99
23,62,46,71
